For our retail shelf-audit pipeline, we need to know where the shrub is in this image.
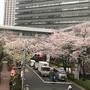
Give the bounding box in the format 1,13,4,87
7,60,13,71
10,69,22,90
0,60,2,71
68,73,90,90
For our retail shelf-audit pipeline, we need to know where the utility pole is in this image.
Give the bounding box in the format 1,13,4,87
22,42,27,90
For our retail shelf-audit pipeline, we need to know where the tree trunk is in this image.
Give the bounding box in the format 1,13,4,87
82,61,86,80
63,60,66,71
46,54,50,62
74,63,79,80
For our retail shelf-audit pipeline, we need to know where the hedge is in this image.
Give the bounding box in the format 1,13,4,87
10,69,22,90
68,73,90,90
0,60,2,71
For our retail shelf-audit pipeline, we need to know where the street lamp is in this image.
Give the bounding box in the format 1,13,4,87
21,41,27,90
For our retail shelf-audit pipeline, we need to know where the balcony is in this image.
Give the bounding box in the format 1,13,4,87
16,16,89,23
16,9,90,18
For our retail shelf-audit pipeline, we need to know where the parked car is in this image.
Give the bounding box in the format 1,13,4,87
49,68,67,81
30,60,35,67
34,62,39,70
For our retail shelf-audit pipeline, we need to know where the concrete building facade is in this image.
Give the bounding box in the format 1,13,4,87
0,25,54,38
15,0,90,29
4,0,16,26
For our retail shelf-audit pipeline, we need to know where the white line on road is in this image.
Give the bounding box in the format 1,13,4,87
44,81,72,84
27,65,72,85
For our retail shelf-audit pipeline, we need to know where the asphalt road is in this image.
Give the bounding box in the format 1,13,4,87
24,65,82,90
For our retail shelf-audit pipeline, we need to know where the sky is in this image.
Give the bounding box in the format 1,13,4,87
0,0,4,25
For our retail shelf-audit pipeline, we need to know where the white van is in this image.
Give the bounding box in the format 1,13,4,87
38,61,50,76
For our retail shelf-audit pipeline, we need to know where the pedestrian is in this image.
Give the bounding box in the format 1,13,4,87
67,84,72,90
53,75,56,82
25,84,30,90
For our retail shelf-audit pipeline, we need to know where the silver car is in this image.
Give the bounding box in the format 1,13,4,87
53,68,67,81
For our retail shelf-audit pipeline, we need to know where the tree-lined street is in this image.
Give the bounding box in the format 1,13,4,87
0,22,90,90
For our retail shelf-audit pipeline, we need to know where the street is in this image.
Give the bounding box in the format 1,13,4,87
24,65,82,90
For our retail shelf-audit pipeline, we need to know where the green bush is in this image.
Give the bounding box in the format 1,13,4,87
12,77,22,90
59,63,63,67
7,60,13,71
74,79,90,90
68,73,90,90
67,73,75,80
0,60,2,71
10,69,22,90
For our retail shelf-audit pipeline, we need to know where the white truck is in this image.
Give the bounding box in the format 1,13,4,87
38,61,50,76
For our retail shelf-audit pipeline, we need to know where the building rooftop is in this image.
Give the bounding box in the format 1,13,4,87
0,25,55,33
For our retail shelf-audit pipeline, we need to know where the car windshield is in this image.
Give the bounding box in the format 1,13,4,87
59,70,66,74
42,67,50,71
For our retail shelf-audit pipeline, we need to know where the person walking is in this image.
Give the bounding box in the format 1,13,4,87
67,84,72,90
53,75,56,82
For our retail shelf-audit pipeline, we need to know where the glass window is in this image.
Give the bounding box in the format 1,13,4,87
41,67,50,71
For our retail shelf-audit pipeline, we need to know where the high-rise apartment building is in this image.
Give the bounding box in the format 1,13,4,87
4,0,16,26
15,0,90,29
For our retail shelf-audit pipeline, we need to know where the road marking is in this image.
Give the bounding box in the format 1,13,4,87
27,65,72,85
44,81,72,84
25,68,29,72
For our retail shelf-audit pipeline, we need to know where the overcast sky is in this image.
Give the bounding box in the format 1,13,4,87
0,0,4,25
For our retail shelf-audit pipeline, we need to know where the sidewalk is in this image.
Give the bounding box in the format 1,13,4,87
0,61,10,90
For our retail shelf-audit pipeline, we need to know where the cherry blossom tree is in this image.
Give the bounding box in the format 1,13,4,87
44,22,90,79
0,22,89,77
